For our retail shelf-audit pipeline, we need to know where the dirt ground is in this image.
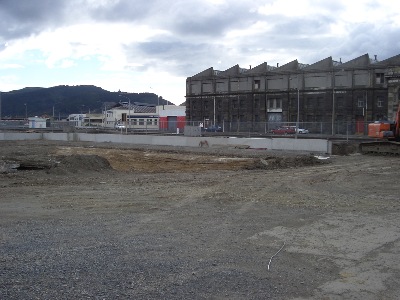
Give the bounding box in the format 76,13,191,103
1,140,399,299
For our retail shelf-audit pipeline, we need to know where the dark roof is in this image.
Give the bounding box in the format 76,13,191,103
113,103,156,113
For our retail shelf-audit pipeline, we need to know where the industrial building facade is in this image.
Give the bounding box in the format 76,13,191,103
185,54,400,134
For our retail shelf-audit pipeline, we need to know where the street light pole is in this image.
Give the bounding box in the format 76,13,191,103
296,87,299,140
290,76,300,140
332,88,335,135
213,96,216,126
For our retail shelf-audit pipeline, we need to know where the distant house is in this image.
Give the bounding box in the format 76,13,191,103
68,114,86,127
158,105,186,132
104,102,158,130
104,102,186,132
28,117,49,129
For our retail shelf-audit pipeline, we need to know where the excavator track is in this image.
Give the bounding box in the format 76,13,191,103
360,141,400,155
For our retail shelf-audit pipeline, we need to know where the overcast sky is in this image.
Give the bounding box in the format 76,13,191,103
1,0,400,105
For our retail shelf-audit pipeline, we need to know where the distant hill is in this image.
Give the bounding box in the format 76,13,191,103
0,85,171,119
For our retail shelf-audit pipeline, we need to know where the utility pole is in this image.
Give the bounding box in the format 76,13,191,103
296,87,299,140
332,88,335,135
213,96,216,126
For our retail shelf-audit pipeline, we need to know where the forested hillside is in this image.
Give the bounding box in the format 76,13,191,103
0,85,170,118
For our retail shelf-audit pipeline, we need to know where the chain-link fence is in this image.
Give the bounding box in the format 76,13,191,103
185,120,371,136
0,119,373,136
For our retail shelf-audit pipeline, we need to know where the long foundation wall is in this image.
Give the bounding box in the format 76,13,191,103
0,132,332,154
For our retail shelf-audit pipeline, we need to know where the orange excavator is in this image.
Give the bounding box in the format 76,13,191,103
359,104,400,154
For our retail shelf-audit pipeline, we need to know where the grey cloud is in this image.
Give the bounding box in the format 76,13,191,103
273,16,334,36
328,23,400,63
90,0,259,38
2,0,399,78
0,0,69,40
124,38,223,76
168,2,257,37
88,0,155,22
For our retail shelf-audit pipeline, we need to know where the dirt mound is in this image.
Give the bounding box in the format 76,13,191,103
332,142,359,155
248,155,328,170
52,154,112,174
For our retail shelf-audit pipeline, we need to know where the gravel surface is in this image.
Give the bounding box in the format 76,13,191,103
1,140,399,299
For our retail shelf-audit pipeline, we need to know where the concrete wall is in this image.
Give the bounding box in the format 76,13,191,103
0,132,332,154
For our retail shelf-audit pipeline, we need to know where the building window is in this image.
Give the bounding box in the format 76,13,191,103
139,119,144,125
216,82,225,91
240,100,245,108
337,97,344,108
233,100,238,108
276,99,282,109
317,97,324,108
357,98,365,108
254,80,260,90
375,73,384,84
291,97,298,109
377,98,383,108
204,101,208,110
202,83,212,93
230,81,239,91
268,99,274,109
147,119,152,125
154,119,158,125
268,99,282,109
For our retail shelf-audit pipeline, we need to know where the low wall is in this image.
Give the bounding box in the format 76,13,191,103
0,132,332,154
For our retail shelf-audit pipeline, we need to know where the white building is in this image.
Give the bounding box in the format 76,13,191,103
104,103,159,130
67,103,186,131
28,117,49,129
68,114,86,127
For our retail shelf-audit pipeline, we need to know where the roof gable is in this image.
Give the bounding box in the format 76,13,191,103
303,57,333,71
191,67,214,78
376,54,400,67
337,54,370,69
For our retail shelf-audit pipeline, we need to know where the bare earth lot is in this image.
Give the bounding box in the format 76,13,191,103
1,140,399,299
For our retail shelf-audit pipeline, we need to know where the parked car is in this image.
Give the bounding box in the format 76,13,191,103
204,125,223,132
271,126,296,135
296,128,309,134
115,123,126,129
286,126,309,134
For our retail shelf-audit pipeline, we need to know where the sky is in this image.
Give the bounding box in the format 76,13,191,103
1,0,400,105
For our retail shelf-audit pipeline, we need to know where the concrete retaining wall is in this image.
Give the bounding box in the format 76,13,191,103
0,132,332,154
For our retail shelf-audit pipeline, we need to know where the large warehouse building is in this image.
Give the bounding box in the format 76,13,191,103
185,53,400,134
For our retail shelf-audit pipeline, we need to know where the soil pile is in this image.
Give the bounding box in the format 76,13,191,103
251,155,328,170
53,154,112,174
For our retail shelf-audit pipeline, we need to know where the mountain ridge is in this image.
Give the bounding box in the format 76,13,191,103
0,85,172,118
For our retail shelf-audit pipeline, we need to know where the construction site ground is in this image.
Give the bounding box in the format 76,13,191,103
1,140,399,299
